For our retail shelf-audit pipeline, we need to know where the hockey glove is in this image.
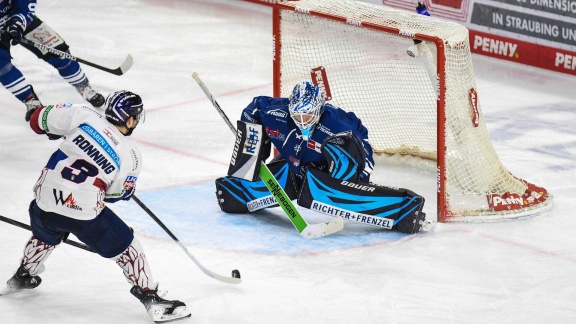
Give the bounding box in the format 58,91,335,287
4,16,26,46
321,132,367,182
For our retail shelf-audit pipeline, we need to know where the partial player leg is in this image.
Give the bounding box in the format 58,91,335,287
2,236,56,295
130,285,191,323
0,46,43,120
113,237,157,290
20,18,105,107
114,238,191,322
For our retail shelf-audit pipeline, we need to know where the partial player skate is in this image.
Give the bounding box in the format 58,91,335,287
0,265,42,296
23,88,43,122
76,83,105,108
130,285,191,323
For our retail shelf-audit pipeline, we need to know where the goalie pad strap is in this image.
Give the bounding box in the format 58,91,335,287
298,169,426,234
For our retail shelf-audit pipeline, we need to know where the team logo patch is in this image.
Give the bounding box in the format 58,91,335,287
243,126,260,155
289,156,300,167
265,127,285,141
123,176,138,190
53,189,83,211
311,201,393,229
307,139,322,153
247,195,277,212
266,109,288,119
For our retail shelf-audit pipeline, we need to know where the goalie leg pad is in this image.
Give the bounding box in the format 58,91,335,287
216,161,298,213
298,169,426,234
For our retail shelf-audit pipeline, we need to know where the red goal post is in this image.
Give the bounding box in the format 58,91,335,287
272,0,551,222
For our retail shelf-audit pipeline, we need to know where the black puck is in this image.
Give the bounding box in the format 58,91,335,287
231,269,241,279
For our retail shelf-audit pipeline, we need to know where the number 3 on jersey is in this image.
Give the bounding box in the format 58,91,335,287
61,159,99,184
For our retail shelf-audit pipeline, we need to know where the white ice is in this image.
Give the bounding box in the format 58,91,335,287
1,0,576,323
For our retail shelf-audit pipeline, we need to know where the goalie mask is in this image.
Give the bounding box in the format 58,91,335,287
105,90,145,136
288,81,325,141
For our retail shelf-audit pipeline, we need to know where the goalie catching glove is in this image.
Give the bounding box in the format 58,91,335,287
321,132,369,183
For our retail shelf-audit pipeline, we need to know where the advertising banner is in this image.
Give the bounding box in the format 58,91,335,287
243,0,576,75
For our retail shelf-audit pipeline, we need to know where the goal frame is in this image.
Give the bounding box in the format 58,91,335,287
272,0,551,223
272,2,451,221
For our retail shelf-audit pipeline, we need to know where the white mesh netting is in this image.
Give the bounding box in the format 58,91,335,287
274,0,551,221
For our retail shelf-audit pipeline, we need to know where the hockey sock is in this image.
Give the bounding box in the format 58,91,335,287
20,236,56,276
113,237,157,291
0,60,33,101
46,56,88,88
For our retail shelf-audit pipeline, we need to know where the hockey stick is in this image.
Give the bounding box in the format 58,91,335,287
131,195,241,284
0,214,96,253
191,72,344,238
17,37,133,76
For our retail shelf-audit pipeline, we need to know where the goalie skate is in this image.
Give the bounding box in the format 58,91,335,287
130,286,191,323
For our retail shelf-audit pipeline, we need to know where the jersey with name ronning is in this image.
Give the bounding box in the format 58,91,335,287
32,104,142,220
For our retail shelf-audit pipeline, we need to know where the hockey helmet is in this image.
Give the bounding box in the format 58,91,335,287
288,81,325,140
105,90,145,132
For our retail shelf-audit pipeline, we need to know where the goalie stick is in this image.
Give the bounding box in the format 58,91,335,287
0,214,95,252
191,72,344,238
131,195,241,284
17,37,133,76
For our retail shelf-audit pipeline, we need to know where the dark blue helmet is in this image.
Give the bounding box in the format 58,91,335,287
104,91,144,130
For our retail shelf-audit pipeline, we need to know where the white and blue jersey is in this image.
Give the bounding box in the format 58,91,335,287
29,104,142,220
241,96,374,181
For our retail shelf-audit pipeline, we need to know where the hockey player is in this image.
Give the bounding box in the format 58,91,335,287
216,82,428,234
2,91,191,323
0,0,105,122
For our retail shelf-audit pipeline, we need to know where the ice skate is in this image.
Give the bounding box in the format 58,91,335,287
76,83,105,108
130,285,191,323
1,265,42,296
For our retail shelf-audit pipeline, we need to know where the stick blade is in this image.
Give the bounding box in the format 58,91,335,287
119,54,133,74
300,216,344,238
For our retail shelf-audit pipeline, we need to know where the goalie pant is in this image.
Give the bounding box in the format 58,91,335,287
216,164,426,234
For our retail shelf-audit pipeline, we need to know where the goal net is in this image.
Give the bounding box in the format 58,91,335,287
272,0,551,222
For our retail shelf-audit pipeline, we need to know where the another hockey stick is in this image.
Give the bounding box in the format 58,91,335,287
191,72,236,133
131,195,241,284
191,72,344,238
18,37,133,76
0,214,95,253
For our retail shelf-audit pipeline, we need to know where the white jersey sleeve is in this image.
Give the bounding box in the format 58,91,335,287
32,104,143,220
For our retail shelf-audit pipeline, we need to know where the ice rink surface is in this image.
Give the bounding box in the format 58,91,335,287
1,0,576,323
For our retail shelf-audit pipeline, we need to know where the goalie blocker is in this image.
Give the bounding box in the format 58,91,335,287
216,120,297,213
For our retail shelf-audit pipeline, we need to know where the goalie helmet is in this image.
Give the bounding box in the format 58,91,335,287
105,90,145,135
288,81,325,141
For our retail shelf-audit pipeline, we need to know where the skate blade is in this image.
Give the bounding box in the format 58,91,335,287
0,285,24,296
150,305,191,323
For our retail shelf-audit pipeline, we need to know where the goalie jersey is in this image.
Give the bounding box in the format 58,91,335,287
241,96,374,181
29,104,142,221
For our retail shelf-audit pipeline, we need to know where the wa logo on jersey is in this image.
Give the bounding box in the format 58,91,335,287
53,189,83,211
